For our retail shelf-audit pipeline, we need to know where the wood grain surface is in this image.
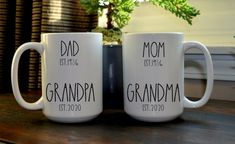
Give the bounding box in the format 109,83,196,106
0,93,234,144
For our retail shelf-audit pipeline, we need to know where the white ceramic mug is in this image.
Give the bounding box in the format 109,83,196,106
11,33,103,123
123,33,213,122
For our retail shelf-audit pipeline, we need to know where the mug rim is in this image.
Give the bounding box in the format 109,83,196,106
41,32,102,36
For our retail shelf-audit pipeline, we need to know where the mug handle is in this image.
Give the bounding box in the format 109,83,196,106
183,41,214,108
11,42,44,110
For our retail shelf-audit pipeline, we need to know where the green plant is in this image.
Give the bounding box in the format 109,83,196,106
92,27,122,44
150,0,200,25
80,0,200,43
80,0,137,29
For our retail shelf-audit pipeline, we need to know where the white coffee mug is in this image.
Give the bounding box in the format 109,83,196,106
11,33,103,123
123,32,213,122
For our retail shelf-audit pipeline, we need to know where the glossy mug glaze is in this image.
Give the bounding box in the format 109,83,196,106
11,33,103,123
123,33,214,122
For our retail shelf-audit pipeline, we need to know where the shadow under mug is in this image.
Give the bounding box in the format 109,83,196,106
11,33,103,123
123,32,214,122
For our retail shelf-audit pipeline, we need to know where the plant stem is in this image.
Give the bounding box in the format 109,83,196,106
106,3,114,29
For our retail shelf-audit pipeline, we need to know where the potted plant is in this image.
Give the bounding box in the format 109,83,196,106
80,0,200,44
80,0,200,109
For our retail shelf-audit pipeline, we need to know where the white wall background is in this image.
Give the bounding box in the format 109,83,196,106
107,0,235,47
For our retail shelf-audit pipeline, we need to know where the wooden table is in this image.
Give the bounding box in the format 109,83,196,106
0,93,234,144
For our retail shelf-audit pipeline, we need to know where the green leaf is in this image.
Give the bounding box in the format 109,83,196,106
80,0,200,29
149,0,200,25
